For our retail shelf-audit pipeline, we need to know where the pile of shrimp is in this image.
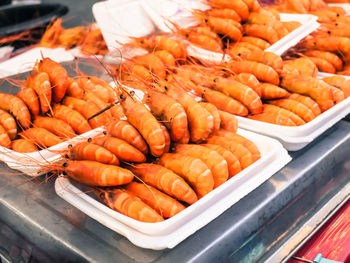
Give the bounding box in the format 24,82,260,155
268,0,347,13
116,32,350,127
266,0,350,75
40,18,108,56
124,2,301,56
0,56,263,222
55,124,259,222
0,57,120,151
284,21,350,75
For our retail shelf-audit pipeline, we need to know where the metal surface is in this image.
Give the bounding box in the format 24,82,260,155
0,121,350,262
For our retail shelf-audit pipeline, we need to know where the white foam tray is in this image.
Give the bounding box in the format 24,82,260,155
0,128,104,176
55,129,291,250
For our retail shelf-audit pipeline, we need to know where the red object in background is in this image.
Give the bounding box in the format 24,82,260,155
289,199,350,263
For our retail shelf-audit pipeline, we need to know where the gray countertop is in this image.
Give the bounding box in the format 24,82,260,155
1,1,350,262
1,121,350,262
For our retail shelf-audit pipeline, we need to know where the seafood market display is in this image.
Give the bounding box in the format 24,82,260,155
2,0,350,249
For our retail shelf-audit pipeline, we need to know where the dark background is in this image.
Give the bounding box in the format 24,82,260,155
42,0,99,27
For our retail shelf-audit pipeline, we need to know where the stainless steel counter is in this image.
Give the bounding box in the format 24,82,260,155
1,121,350,262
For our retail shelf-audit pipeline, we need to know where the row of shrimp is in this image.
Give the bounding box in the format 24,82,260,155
267,0,350,74
122,1,300,61
119,33,350,128
0,57,121,152
40,18,108,55
0,55,263,222
290,22,350,75
268,0,347,14
54,120,259,222
173,5,301,54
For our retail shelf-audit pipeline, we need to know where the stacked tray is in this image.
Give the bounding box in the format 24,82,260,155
55,129,291,250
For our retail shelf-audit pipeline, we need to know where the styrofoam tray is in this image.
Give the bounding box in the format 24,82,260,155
237,94,350,151
55,129,291,250
0,128,104,176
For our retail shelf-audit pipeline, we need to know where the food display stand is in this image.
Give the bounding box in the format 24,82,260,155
1,0,350,262
1,120,350,262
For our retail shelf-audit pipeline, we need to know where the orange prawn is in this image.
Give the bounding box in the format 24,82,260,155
268,99,315,122
218,110,238,132
213,130,261,163
26,71,52,114
303,37,350,62
247,110,297,126
175,77,248,116
322,76,350,98
211,77,263,114
223,61,280,85
100,188,163,222
141,88,188,142
60,160,134,187
329,86,345,103
37,57,68,103
0,109,17,140
160,124,171,153
175,144,229,188
263,104,305,126
127,35,187,59
125,182,185,218
304,50,343,71
288,93,322,117
12,139,37,153
92,135,146,163
207,0,250,20
206,135,255,169
203,144,241,178
16,88,40,116
247,12,288,38
199,8,242,22
128,163,198,204
154,50,176,67
159,153,214,198
0,124,11,148
62,96,109,129
164,81,214,142
280,75,334,112
0,92,31,129
240,36,271,50
68,141,119,165
199,102,221,132
243,24,279,44
230,73,261,97
305,56,336,74
20,127,63,148
260,83,290,99
282,58,318,77
105,119,149,155
52,104,92,134
118,93,165,157
33,116,76,139
204,17,242,41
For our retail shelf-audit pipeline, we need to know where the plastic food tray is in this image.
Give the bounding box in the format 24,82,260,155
0,128,104,176
55,129,291,250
